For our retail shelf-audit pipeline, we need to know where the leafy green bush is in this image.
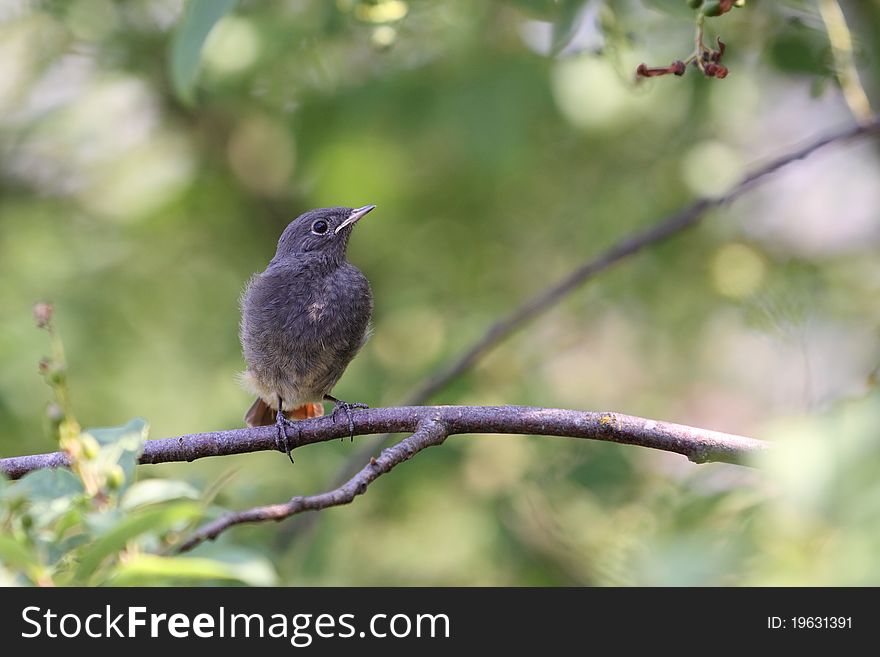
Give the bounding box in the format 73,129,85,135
0,306,275,586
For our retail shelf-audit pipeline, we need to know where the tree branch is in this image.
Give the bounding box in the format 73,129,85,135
173,407,765,552
176,418,450,552
408,119,880,406
0,405,768,481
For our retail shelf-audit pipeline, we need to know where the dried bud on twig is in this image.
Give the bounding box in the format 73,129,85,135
636,60,687,79
636,2,739,80
33,302,54,329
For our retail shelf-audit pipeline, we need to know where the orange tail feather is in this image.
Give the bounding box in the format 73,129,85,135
244,398,324,427
288,402,325,420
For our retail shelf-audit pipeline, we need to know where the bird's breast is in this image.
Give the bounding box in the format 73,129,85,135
239,261,372,403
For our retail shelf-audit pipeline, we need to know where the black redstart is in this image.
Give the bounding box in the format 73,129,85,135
239,205,376,456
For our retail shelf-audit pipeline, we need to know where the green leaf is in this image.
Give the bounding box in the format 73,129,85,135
52,507,84,538
84,417,149,490
108,553,277,586
641,0,699,18
2,469,84,532
86,417,149,447
82,508,124,535
49,531,91,568
121,479,200,510
75,501,202,582
2,468,83,503
0,535,41,575
169,0,238,105
768,26,831,76
551,0,589,55
185,544,279,585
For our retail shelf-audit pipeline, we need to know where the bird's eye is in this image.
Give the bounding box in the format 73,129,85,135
311,220,329,235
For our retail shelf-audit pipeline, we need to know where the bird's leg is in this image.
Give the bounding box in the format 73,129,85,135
323,394,368,441
275,395,297,463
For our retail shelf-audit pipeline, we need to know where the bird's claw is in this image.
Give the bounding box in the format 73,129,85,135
275,409,297,463
329,399,368,441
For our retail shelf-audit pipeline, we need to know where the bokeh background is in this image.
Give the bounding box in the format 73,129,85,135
2,0,880,585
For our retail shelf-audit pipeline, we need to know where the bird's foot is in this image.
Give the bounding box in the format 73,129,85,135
324,395,368,441
275,408,297,463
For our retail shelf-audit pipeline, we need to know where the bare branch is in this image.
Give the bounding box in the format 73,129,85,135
176,418,449,552
0,405,768,482
0,450,70,480
3,406,767,550
408,120,880,406
175,408,766,552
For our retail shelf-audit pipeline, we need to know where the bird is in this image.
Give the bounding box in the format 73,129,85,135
239,205,376,458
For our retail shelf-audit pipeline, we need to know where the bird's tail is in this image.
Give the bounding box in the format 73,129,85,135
244,398,325,427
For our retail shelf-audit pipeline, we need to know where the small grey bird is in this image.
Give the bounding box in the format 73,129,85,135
239,205,375,454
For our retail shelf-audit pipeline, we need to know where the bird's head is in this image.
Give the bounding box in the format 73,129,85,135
273,205,376,262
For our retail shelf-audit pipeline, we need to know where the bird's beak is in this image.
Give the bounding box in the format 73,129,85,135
335,204,376,234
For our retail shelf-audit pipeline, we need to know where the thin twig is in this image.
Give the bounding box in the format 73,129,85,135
176,419,450,552
818,0,874,125
411,120,880,402
0,405,768,481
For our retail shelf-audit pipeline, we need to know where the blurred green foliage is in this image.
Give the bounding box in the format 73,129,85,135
0,313,274,585
1,0,879,585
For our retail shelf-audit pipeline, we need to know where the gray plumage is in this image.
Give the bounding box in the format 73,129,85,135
239,206,375,425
